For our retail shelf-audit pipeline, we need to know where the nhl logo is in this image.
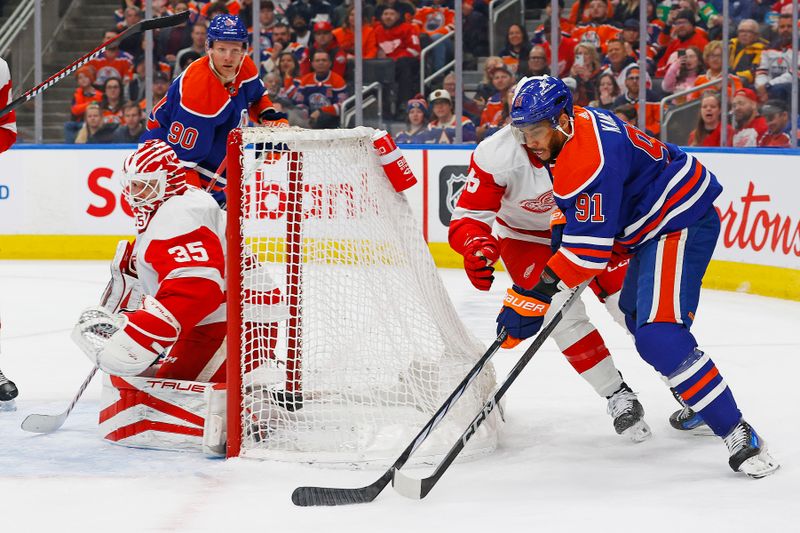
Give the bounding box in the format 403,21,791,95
224,17,236,27
445,172,468,214
438,165,470,225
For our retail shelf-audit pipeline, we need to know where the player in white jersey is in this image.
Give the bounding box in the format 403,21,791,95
0,56,19,407
73,140,228,380
450,125,650,441
74,140,280,384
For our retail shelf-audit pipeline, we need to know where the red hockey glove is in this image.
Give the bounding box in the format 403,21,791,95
462,236,500,291
496,286,552,349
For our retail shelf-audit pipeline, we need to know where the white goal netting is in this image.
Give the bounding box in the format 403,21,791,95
227,126,501,467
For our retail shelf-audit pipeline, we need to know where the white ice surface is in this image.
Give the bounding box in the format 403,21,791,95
0,261,798,532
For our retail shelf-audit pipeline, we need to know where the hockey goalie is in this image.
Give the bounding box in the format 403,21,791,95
72,140,278,454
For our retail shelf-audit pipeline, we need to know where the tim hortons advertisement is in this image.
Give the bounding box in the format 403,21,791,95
0,146,797,272
421,147,799,270
688,150,800,270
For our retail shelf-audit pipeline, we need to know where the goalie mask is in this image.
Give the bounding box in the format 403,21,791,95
121,140,187,230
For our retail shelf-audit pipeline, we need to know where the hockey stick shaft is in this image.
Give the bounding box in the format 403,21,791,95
0,11,189,118
392,281,589,500
20,365,99,433
291,328,509,506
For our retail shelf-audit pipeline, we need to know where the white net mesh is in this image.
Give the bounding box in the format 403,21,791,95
231,127,501,467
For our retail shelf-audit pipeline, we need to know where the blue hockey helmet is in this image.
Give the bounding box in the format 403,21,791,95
206,15,249,48
510,75,573,129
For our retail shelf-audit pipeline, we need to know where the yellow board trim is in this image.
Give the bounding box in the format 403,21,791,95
426,243,800,302
0,236,797,301
0,235,134,260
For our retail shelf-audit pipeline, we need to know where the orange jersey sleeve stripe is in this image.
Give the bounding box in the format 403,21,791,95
547,249,605,288
619,162,703,246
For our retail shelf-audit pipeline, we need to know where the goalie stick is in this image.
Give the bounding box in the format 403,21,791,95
290,329,509,506
392,281,589,500
21,365,98,433
0,11,190,118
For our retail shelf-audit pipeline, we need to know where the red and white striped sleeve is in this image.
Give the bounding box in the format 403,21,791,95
448,153,505,255
0,57,18,154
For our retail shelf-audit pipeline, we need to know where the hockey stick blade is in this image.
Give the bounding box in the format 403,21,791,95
291,331,508,506
21,365,99,434
292,471,393,506
392,282,589,500
0,11,189,118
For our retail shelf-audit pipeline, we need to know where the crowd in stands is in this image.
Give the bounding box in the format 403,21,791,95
63,0,800,148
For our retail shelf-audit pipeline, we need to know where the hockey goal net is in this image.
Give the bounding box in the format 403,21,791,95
225,126,501,466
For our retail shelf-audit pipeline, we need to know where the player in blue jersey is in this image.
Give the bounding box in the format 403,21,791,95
142,14,287,206
496,75,779,478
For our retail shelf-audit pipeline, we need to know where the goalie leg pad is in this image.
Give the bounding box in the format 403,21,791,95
99,374,226,454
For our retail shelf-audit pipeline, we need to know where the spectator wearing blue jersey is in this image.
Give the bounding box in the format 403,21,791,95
293,49,347,129
396,95,436,144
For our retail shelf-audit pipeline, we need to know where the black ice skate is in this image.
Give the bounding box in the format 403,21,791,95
606,383,651,443
668,388,711,434
723,420,779,478
0,368,18,410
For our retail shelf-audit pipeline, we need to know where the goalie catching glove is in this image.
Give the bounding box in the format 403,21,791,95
72,295,181,376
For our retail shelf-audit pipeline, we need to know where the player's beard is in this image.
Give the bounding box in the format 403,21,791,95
543,132,567,164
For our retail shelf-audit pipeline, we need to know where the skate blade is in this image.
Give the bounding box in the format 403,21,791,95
0,400,17,412
740,451,780,479
622,420,652,443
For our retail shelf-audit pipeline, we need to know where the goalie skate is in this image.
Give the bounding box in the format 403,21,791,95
723,420,779,479
607,383,651,443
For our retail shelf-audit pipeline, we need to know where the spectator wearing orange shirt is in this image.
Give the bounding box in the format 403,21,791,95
687,40,743,101
656,10,708,77
532,18,578,77
476,64,514,141
414,0,455,73
568,0,613,26
332,6,378,60
100,77,125,124
571,0,621,53
65,65,103,143
88,30,135,87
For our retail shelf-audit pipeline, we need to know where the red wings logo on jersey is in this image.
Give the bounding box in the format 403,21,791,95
519,191,555,213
